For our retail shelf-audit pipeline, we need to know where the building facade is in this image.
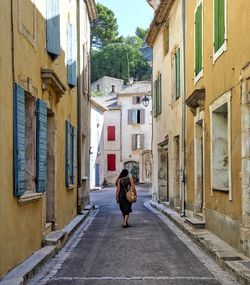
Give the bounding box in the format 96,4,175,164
0,0,96,277
185,0,250,255
147,0,185,209
118,81,152,184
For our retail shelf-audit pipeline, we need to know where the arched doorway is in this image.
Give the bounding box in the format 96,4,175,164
124,161,139,183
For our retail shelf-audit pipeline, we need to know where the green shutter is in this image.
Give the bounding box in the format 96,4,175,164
214,0,225,52
65,121,70,186
175,48,180,99
153,81,157,118
195,4,202,75
72,127,77,184
158,74,162,115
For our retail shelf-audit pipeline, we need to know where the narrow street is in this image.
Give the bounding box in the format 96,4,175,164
28,185,237,285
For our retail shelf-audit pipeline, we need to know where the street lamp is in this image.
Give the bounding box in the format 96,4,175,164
142,95,150,107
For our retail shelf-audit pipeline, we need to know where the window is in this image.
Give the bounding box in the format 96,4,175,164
153,73,162,118
14,83,48,197
107,154,116,171
172,48,180,100
97,84,100,91
111,85,115,92
132,134,144,150
213,0,227,61
195,2,203,78
66,121,77,186
128,109,145,124
210,92,231,197
46,0,60,59
107,126,115,141
132,96,141,104
67,23,76,87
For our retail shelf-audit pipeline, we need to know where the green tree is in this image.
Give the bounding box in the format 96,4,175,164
125,35,143,49
91,3,123,49
135,27,149,44
91,43,150,83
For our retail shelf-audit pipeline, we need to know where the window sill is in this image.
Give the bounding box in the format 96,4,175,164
82,176,88,181
213,41,227,64
18,192,43,205
212,187,229,192
194,69,204,84
67,185,75,190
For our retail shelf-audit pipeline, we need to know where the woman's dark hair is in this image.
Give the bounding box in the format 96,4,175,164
116,169,129,186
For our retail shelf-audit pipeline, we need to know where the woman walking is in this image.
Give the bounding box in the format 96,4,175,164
116,169,136,228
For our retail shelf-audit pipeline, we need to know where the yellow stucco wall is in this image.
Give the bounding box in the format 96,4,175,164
0,0,80,276
186,0,250,250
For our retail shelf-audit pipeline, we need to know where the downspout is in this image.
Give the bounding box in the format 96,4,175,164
181,0,186,217
11,0,15,83
76,0,82,211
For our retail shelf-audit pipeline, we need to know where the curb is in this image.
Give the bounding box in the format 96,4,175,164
147,201,250,285
0,204,95,285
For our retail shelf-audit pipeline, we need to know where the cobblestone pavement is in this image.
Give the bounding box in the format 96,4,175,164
28,185,238,285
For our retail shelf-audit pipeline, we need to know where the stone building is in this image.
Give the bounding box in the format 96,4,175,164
0,0,96,277
185,0,250,256
146,0,185,210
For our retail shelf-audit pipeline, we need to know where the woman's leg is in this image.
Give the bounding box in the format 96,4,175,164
124,214,129,226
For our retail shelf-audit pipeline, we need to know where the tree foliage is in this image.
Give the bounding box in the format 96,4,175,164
91,43,150,83
91,3,123,49
135,27,149,43
125,35,143,49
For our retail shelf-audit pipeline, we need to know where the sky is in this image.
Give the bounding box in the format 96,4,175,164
96,0,154,37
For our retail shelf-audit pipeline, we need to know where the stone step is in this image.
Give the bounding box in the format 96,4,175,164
185,217,206,229
45,230,67,248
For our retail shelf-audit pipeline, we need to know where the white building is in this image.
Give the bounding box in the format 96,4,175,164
118,81,152,184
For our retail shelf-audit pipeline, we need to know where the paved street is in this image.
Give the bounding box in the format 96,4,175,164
29,185,238,285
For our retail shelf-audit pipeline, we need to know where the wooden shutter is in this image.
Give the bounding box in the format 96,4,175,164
153,81,157,118
131,109,137,124
46,0,60,58
140,134,144,150
65,121,70,186
67,23,76,87
108,126,115,141
214,0,225,52
158,74,162,114
195,4,202,75
132,96,137,104
36,99,47,193
175,49,180,99
131,134,136,150
72,127,77,184
128,109,132,124
107,154,116,171
140,109,145,124
14,83,25,197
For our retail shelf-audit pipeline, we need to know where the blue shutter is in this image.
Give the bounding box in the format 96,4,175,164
46,0,60,58
67,23,76,87
14,83,25,197
65,121,70,186
36,99,47,193
72,127,77,184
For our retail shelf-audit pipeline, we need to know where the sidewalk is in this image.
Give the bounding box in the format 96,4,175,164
0,204,95,285
148,200,250,285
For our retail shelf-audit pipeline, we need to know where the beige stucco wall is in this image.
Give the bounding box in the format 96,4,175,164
0,0,91,276
186,0,250,251
151,0,183,206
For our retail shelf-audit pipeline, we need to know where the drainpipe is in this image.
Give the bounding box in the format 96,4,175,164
11,0,15,83
181,0,186,217
76,0,82,210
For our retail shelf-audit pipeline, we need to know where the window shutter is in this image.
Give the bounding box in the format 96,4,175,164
195,4,202,75
214,0,220,52
65,120,70,186
153,81,157,118
128,109,132,124
67,23,76,87
140,109,145,124
107,154,116,171
14,83,25,197
131,134,136,150
131,109,137,124
218,0,225,48
46,0,60,58
140,134,144,150
132,96,137,104
176,49,180,99
72,126,77,184
108,126,115,141
158,74,162,114
36,99,47,193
